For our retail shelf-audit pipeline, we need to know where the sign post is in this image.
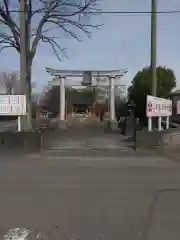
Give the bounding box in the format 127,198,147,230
166,116,169,129
148,117,152,132
18,116,21,132
146,95,172,131
158,116,162,131
0,95,27,132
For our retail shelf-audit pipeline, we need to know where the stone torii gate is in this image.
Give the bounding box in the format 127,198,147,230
45,68,127,130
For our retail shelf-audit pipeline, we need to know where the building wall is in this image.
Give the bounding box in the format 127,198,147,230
170,94,180,123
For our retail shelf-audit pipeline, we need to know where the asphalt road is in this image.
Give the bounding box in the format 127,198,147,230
0,152,180,240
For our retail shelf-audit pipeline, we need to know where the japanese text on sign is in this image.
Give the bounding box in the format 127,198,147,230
146,95,172,117
0,95,26,116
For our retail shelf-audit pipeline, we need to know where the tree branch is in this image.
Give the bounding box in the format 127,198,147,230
0,32,19,52
41,35,67,61
45,19,82,41
0,1,20,51
30,3,55,61
48,16,102,38
30,0,101,60
0,0,101,61
1,1,20,34
0,71,19,94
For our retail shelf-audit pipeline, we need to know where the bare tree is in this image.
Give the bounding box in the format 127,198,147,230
0,71,19,94
0,0,102,130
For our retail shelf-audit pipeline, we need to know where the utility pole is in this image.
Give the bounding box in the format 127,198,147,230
151,0,157,96
20,0,27,130
26,0,31,91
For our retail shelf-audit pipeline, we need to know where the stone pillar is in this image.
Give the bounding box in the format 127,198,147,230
59,77,66,129
110,77,115,121
108,77,117,130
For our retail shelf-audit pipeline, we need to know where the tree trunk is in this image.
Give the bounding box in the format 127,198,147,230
23,64,33,131
26,66,33,130
25,6,33,131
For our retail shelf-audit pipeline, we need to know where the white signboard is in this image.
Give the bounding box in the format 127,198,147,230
146,95,172,117
0,95,26,116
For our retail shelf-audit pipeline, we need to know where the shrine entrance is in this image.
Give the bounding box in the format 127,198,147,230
46,68,127,130
73,105,88,114
43,68,130,151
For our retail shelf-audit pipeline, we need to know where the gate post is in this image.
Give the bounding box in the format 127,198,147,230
108,76,117,130
59,77,67,129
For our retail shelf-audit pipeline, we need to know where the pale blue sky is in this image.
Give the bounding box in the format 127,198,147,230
1,0,180,92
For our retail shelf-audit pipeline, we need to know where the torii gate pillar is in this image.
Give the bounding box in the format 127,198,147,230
59,77,67,129
108,76,118,130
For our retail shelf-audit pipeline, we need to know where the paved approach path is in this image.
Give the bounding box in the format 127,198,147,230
44,116,132,151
